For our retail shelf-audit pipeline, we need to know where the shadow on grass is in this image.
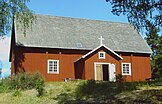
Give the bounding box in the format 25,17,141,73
55,80,142,104
116,89,162,104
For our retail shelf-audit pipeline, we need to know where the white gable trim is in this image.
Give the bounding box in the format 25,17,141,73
82,44,123,60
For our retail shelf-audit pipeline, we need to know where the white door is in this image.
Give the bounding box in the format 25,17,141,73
109,64,116,82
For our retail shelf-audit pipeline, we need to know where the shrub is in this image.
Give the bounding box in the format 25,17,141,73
0,72,45,95
35,74,45,97
9,72,36,90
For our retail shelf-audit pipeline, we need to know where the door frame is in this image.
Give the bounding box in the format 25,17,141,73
94,62,110,80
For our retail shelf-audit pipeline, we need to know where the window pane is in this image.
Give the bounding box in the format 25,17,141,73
122,63,130,75
49,64,53,67
126,64,129,67
100,53,103,57
49,66,51,69
49,69,53,72
48,60,58,73
99,52,105,59
49,61,53,64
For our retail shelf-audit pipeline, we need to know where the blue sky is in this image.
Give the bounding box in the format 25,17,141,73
0,0,128,78
27,0,128,22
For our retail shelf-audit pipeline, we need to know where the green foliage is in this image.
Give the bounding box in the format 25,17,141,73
151,55,162,76
106,0,162,32
75,80,139,100
0,80,162,103
0,72,45,95
145,24,162,77
64,84,72,92
35,75,45,97
12,88,22,97
75,80,96,98
0,81,11,93
56,80,162,103
106,0,162,78
145,23,161,55
0,0,35,37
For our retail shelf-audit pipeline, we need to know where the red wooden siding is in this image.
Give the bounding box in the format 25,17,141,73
75,47,151,82
11,46,151,82
11,47,87,81
83,48,121,80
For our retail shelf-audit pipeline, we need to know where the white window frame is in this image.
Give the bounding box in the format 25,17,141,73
47,60,59,74
98,52,105,59
122,63,131,75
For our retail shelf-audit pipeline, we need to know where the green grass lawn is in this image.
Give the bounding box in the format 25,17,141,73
0,80,162,104
0,81,79,104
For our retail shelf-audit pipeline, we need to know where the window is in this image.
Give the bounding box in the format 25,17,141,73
48,60,59,74
122,63,131,75
99,52,105,59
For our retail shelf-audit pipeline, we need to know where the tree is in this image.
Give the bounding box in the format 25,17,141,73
106,0,162,77
106,0,162,32
0,0,35,37
145,22,161,55
145,23,162,76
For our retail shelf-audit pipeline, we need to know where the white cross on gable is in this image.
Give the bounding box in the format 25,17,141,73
98,36,104,45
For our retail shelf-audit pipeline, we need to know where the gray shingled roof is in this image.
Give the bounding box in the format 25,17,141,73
15,14,152,54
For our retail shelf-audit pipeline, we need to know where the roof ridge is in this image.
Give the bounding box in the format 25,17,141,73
35,13,130,25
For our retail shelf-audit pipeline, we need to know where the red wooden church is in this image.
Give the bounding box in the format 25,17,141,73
10,14,152,82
